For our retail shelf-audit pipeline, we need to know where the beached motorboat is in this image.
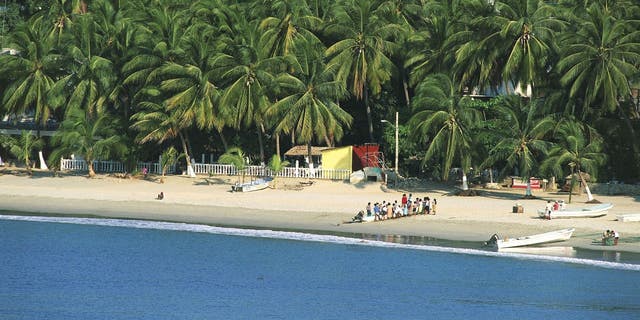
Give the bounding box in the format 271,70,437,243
537,203,613,219
485,228,575,249
617,213,640,222
231,177,273,192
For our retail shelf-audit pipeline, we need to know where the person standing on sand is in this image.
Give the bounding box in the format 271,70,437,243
366,202,372,217
401,194,407,207
432,199,437,215
545,201,553,220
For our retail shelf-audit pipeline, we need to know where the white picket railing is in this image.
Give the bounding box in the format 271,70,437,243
60,159,350,180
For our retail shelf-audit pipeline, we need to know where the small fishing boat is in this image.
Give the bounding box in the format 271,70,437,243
485,228,575,249
617,213,640,222
231,177,273,192
537,203,613,219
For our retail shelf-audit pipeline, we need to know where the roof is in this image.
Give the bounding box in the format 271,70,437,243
284,145,333,156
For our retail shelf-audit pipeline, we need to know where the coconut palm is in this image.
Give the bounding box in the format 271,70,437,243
258,0,322,58
159,146,181,183
408,73,482,189
50,107,127,177
212,16,281,162
1,130,44,175
490,0,565,93
48,13,115,117
541,120,606,203
557,4,640,167
558,4,640,118
324,0,402,141
267,154,290,189
266,43,352,167
0,20,62,131
218,146,248,183
129,100,196,177
480,95,556,197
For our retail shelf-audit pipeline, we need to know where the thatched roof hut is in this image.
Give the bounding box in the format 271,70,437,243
284,145,332,157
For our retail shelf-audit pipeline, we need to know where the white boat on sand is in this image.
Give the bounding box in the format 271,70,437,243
231,177,273,192
537,203,613,219
485,228,575,249
617,213,640,222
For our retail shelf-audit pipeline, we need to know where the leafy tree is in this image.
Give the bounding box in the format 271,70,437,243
325,0,401,141
159,145,181,183
267,154,289,189
1,130,44,175
408,73,482,189
51,107,127,177
0,20,61,130
541,120,606,203
480,95,555,196
266,43,352,166
218,146,248,183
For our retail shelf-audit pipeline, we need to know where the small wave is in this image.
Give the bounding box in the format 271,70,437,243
3,214,639,271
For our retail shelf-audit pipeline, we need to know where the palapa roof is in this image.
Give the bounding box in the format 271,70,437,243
284,145,332,156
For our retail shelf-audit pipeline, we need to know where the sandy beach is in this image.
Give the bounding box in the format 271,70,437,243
1,169,639,254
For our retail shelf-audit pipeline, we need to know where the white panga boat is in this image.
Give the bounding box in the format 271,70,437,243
617,213,640,222
231,177,273,192
537,203,613,219
485,228,575,249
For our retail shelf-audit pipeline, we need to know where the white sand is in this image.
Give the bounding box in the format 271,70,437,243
1,170,638,253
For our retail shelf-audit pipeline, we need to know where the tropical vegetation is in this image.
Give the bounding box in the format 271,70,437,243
0,0,638,188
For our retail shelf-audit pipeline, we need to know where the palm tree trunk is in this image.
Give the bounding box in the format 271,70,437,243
179,131,195,177
364,89,374,142
257,123,265,164
87,159,95,178
461,170,469,190
578,170,595,202
275,133,281,159
217,129,229,151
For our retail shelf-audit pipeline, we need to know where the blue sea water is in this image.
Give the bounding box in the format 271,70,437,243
1,215,639,320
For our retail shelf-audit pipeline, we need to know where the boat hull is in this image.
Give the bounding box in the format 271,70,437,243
537,203,613,219
489,228,575,249
617,213,640,222
231,177,273,192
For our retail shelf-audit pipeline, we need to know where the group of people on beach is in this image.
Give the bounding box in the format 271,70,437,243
602,230,620,246
352,193,437,222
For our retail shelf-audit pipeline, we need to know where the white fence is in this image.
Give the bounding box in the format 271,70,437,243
60,159,350,180
60,159,176,175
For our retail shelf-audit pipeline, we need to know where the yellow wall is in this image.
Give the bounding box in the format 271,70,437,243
321,146,352,171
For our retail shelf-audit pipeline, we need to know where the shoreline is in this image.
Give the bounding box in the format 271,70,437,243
1,171,639,257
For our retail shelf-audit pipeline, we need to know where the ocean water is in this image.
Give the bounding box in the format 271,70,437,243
1,215,639,320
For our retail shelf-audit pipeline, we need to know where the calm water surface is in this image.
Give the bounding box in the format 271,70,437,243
1,215,639,319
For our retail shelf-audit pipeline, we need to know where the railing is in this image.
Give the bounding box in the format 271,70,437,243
60,159,175,175
60,159,350,180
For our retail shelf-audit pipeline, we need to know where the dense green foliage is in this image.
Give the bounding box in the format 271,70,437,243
0,0,639,183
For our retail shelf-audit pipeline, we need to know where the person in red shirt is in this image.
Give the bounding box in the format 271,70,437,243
401,194,407,206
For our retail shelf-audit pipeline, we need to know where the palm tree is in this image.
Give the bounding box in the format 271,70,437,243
159,146,181,183
212,17,281,162
408,73,482,190
258,0,322,58
266,43,353,168
480,95,556,197
218,146,248,184
558,4,640,117
490,0,565,93
267,154,290,189
0,20,61,131
557,4,640,169
324,0,402,141
48,14,115,117
50,107,127,177
541,120,606,203
129,100,196,177
1,130,44,175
